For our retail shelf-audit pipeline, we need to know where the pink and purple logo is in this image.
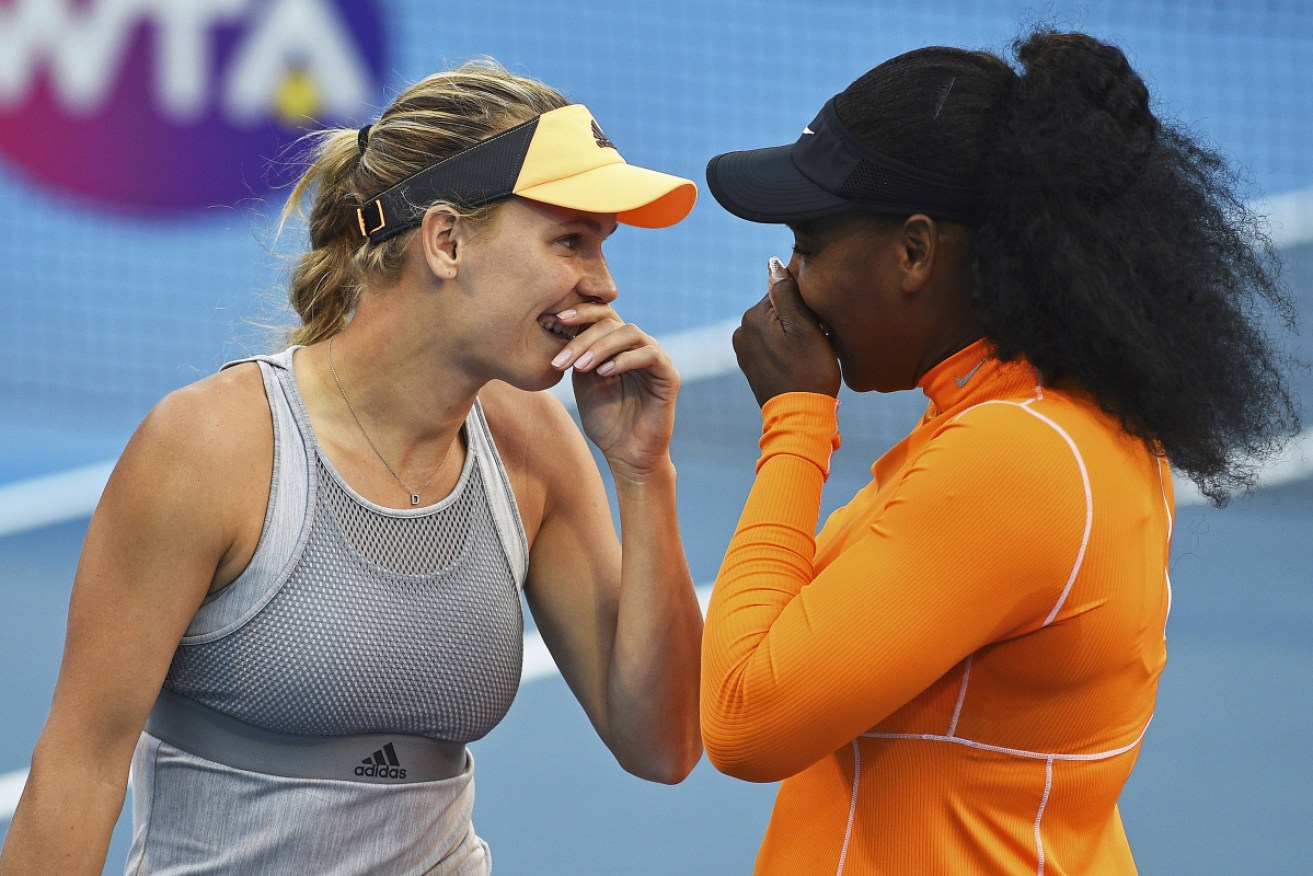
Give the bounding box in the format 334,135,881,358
0,0,386,213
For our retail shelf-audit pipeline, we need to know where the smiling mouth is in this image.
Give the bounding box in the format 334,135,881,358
538,316,581,340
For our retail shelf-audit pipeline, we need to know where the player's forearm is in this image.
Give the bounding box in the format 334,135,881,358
605,458,703,783
700,392,837,779
0,745,127,876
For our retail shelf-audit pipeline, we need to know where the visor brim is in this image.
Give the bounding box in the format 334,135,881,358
705,145,853,225
517,163,697,229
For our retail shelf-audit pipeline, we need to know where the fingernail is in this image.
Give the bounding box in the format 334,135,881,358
551,350,572,368
575,351,595,370
768,256,788,282
556,309,577,320
596,361,616,376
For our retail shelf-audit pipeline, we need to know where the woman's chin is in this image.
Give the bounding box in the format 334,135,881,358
521,366,567,394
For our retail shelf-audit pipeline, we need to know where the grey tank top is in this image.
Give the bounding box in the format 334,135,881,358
125,348,528,875
164,347,528,740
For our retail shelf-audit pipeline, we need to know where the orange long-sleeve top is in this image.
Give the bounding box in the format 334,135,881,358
701,339,1173,876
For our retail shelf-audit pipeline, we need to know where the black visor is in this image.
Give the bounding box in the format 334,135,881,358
706,98,981,225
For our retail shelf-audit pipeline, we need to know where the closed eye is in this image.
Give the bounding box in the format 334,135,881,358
787,222,815,259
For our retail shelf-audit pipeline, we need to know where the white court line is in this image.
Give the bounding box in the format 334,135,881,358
1265,185,1313,249
0,584,717,825
0,768,27,825
0,461,114,539
1,384,1308,537
1174,431,1313,506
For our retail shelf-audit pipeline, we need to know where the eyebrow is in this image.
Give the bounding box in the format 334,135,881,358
561,217,619,238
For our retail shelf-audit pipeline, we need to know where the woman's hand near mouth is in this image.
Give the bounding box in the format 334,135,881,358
548,301,679,480
732,257,840,407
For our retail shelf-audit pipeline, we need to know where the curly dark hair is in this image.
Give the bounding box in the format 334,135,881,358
835,30,1300,505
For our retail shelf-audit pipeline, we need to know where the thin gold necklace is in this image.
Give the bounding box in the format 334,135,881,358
327,335,454,506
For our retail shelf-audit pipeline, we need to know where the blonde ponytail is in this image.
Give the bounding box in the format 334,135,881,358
283,128,363,345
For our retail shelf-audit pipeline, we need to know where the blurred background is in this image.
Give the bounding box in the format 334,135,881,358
1,1,1309,873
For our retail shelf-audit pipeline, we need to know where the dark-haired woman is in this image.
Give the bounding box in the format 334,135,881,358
699,32,1297,875
0,62,703,875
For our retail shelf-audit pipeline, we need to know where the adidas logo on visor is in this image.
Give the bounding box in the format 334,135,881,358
355,742,407,779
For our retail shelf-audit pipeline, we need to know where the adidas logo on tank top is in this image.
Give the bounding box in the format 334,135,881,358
355,742,407,779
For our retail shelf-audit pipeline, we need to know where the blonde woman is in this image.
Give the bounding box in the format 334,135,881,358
1,62,702,875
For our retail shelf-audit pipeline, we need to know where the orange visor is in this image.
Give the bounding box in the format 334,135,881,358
356,104,697,243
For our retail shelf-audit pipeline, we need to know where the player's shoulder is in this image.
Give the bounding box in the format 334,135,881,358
133,361,272,470
154,359,266,423
924,394,1095,487
950,388,1112,444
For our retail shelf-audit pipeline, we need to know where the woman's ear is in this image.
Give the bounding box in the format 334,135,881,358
898,214,938,294
418,205,461,281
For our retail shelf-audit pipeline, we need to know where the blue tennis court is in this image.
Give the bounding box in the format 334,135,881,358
2,2,1310,872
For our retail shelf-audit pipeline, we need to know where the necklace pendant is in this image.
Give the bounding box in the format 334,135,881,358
410,493,421,506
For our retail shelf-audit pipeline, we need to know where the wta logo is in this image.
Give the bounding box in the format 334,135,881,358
0,0,386,212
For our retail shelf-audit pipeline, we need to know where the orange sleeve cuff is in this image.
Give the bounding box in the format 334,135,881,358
757,392,841,479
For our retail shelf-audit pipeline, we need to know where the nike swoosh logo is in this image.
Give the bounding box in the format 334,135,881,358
954,358,986,388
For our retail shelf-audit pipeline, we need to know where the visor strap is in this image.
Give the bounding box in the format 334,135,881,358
357,115,540,244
